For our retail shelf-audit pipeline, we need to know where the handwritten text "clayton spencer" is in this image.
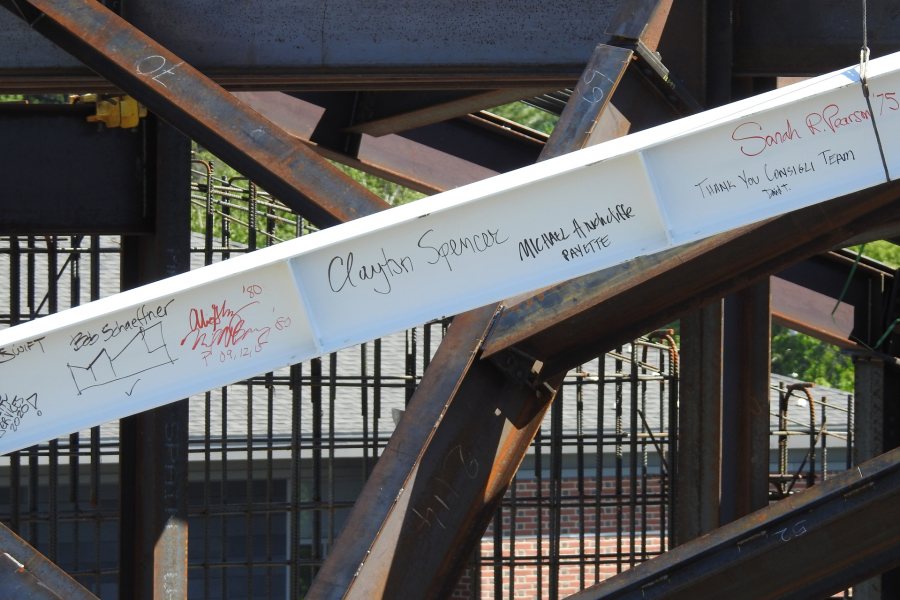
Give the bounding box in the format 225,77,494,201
327,226,507,295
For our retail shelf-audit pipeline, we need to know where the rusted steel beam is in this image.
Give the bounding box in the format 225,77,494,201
309,304,563,598
539,44,632,160
395,111,544,173
231,91,497,194
0,521,97,599
0,0,618,93
776,250,893,348
233,90,547,193
1,0,389,228
607,0,671,44
308,37,637,600
733,1,900,77
566,445,900,600
605,0,703,131
344,88,558,137
771,275,855,348
480,181,900,377
5,2,900,91
236,89,544,189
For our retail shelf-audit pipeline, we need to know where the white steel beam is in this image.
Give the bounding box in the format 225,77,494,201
3,52,900,453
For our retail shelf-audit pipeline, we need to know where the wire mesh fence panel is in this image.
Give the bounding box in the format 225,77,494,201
0,234,123,597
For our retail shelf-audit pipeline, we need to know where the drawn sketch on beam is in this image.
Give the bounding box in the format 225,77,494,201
67,322,175,395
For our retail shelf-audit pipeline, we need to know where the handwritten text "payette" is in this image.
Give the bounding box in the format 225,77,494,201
518,204,633,262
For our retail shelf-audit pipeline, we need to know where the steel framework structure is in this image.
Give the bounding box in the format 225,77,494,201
1,1,900,599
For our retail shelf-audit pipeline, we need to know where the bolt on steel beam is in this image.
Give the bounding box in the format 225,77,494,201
566,445,900,600
0,0,389,229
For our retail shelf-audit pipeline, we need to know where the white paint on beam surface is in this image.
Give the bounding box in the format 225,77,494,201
2,52,900,453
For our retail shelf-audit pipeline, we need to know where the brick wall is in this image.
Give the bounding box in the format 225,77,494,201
485,475,665,536
452,536,664,599
452,475,667,598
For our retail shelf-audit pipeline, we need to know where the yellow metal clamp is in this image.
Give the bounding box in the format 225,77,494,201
76,94,147,129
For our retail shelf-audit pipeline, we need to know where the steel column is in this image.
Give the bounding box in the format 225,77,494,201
118,117,191,600
720,281,771,523
566,445,900,600
673,301,722,545
1,0,389,228
308,32,638,599
669,0,729,546
854,354,887,600
852,352,900,599
702,0,734,108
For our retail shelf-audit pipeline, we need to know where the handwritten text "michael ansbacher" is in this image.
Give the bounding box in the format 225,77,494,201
517,203,635,263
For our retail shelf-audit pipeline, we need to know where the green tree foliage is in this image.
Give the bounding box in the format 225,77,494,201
0,94,67,104
487,101,558,134
193,145,423,207
768,243,900,392
770,324,853,391
847,240,900,268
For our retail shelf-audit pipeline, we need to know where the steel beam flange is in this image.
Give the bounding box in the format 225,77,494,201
0,521,98,600
567,446,900,600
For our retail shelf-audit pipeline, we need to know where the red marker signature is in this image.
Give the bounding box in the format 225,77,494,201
179,299,270,353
